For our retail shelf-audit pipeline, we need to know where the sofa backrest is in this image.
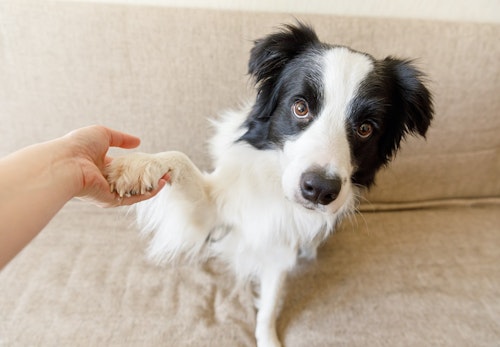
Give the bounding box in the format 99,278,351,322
1,2,499,208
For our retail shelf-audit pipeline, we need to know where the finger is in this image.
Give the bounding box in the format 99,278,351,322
161,173,171,184
104,127,141,149
104,156,113,166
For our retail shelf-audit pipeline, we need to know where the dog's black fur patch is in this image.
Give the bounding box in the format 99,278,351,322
240,23,433,188
348,58,434,187
240,24,324,149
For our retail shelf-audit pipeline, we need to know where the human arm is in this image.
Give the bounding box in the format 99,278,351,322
0,125,167,269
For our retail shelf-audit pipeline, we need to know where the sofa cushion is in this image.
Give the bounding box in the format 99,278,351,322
1,201,499,346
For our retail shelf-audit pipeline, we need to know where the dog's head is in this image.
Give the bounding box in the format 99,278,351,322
240,23,433,214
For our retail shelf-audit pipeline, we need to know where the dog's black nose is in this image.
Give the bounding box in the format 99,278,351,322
300,171,342,205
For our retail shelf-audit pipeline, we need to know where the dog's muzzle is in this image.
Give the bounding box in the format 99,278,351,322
299,171,342,206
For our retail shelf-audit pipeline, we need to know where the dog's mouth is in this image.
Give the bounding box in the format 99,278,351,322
301,200,321,211
292,193,328,213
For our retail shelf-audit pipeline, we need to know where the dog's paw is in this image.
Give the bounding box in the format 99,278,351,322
105,153,168,197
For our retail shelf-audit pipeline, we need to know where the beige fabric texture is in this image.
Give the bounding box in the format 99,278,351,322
1,202,499,346
1,2,499,205
1,2,499,347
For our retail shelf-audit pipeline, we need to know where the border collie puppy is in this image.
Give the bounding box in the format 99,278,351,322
106,23,433,347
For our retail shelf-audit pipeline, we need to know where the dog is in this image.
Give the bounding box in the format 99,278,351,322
105,23,433,347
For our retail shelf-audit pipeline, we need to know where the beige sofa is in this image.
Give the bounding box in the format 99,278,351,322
1,2,499,346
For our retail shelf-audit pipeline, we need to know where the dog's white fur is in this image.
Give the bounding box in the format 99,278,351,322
106,48,372,347
105,39,428,345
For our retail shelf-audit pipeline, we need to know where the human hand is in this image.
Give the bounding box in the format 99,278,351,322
62,125,167,207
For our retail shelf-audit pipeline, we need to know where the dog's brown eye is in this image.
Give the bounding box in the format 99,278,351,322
357,123,373,138
292,100,309,118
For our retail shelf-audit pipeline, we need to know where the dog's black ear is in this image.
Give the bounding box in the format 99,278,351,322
377,58,434,161
248,23,319,95
240,23,320,148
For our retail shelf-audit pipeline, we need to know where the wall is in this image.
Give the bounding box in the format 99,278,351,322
59,0,500,23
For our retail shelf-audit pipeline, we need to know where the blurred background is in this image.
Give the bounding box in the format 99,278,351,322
62,0,500,23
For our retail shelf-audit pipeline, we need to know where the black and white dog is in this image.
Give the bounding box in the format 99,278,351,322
106,24,433,347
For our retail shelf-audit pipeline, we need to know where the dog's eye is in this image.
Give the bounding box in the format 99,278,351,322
357,123,373,138
292,100,309,118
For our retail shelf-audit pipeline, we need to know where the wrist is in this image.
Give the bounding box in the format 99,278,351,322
52,137,86,199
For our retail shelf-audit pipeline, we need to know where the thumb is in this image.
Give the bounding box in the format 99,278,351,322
105,127,141,149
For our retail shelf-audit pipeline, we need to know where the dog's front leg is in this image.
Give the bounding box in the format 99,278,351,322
106,151,216,261
255,269,287,347
105,151,206,199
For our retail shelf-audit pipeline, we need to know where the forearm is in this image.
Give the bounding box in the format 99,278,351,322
0,138,80,269
0,125,162,269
